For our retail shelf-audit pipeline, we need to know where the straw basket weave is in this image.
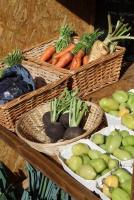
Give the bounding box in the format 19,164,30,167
23,38,126,97
16,101,103,156
0,60,69,131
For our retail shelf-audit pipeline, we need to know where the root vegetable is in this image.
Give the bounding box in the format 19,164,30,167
54,43,75,59
54,30,103,69
88,14,134,63
40,46,56,62
70,49,85,70
52,43,75,66
44,88,79,142
59,112,69,128
88,40,109,62
83,55,89,65
52,56,59,65
45,122,65,142
70,30,103,69
42,111,51,128
55,52,74,68
63,97,88,140
40,19,74,64
64,127,84,140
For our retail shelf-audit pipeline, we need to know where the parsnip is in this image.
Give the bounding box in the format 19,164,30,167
88,40,109,62
88,14,134,63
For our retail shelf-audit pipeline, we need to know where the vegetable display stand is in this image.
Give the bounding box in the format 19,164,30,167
0,64,134,200
15,101,103,156
23,38,125,97
0,60,69,131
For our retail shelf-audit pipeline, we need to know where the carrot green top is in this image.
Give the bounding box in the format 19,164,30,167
55,23,74,53
72,30,103,55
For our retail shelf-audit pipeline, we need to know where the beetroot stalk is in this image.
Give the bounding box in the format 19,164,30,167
64,97,88,140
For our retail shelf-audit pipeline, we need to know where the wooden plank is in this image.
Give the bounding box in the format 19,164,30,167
0,125,99,200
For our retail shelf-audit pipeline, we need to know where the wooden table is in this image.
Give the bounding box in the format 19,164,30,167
0,62,134,200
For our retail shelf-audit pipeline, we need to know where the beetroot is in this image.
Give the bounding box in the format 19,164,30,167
42,111,51,128
45,122,65,142
63,127,84,140
59,112,69,128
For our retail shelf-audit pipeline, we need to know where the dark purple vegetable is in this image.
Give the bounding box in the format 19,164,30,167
44,96,67,142
45,122,65,142
44,88,81,142
64,127,84,140
59,112,69,128
63,97,88,140
79,111,89,128
42,111,51,128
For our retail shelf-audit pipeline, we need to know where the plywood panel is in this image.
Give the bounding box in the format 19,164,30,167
0,139,25,172
0,0,95,59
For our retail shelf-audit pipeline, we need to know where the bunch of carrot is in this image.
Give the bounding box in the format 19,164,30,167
40,29,103,70
40,21,74,65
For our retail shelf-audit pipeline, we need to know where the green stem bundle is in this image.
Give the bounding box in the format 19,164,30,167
55,18,74,53
104,14,134,52
0,49,23,79
50,88,79,123
69,97,88,127
3,49,24,67
72,30,103,55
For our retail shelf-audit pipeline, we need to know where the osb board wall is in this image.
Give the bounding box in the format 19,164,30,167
0,0,95,59
0,0,95,172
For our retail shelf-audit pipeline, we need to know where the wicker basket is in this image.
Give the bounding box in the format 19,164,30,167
0,60,69,131
15,101,103,156
23,38,126,97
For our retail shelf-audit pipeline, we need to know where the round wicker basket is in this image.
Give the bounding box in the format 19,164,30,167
16,101,103,156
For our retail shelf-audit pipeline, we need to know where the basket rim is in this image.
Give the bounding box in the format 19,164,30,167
15,101,103,147
0,60,70,109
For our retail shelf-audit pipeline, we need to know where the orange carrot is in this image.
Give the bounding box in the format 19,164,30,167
40,46,56,62
70,49,85,70
47,58,52,64
70,56,77,69
83,55,89,65
54,43,75,59
52,56,59,65
55,52,74,68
